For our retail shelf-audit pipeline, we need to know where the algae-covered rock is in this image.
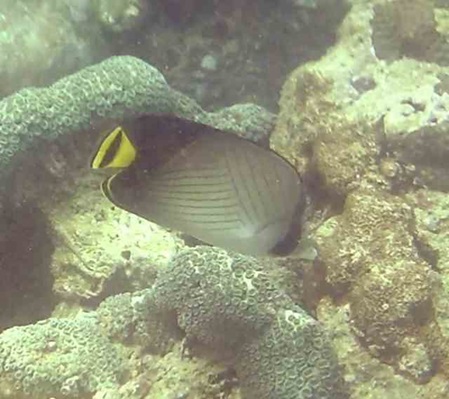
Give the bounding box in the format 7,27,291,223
409,189,449,358
6,1,449,398
0,246,345,399
48,177,180,301
0,285,245,399
317,188,421,292
270,0,449,392
270,0,449,194
313,187,442,381
371,0,449,65
317,298,449,399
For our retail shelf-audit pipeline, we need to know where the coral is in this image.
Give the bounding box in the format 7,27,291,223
350,261,433,377
310,117,378,200
271,0,449,195
8,0,449,397
0,55,275,311
0,56,275,180
129,344,238,399
409,189,449,375
270,67,378,201
202,103,277,144
2,246,343,398
96,293,137,342
150,247,278,350
0,56,168,174
149,246,346,398
96,289,181,355
0,314,126,398
236,306,346,399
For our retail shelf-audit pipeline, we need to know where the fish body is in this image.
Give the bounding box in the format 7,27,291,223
91,114,304,256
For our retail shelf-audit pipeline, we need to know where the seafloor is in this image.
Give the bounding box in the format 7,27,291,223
1,0,449,398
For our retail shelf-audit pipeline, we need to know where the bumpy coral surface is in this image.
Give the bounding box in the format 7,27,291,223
0,56,275,179
0,314,126,398
318,298,449,398
150,246,346,399
0,55,276,328
96,289,181,355
236,306,346,399
317,189,420,292
0,56,168,173
387,121,449,192
151,247,277,349
94,248,346,398
0,246,346,399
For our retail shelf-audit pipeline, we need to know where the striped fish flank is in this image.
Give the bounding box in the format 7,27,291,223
98,114,304,256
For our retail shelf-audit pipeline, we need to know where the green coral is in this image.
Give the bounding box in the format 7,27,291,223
150,247,276,349
149,246,346,399
0,55,275,178
237,307,345,399
0,56,169,173
202,103,277,144
0,314,126,398
0,246,345,399
96,289,181,355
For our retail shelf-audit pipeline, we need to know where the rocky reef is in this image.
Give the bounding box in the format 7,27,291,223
149,247,345,399
0,0,347,110
0,248,346,399
0,55,275,176
3,0,449,398
0,314,127,398
0,54,275,310
271,0,449,396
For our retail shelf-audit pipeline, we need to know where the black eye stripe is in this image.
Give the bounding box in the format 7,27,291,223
100,130,122,168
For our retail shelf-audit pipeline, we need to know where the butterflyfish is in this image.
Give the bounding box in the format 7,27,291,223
90,114,305,256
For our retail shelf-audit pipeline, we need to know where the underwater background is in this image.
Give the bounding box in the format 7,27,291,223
1,0,449,398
